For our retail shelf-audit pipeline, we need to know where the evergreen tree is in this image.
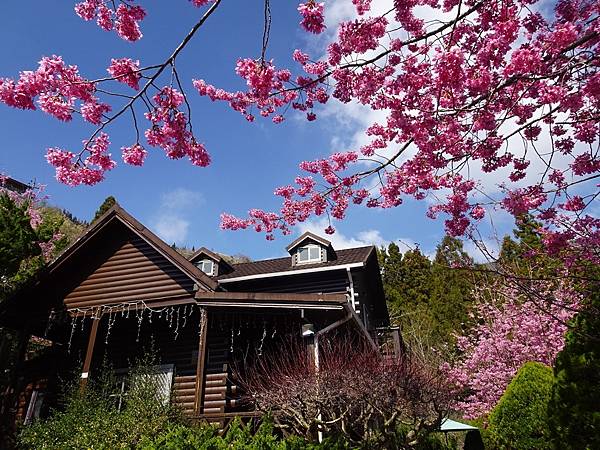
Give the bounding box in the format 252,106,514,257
0,194,40,283
488,362,554,450
91,196,116,223
548,280,600,450
429,236,474,342
379,243,434,345
378,242,405,323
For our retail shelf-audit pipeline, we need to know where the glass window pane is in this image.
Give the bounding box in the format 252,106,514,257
298,247,309,261
309,247,320,260
198,260,213,274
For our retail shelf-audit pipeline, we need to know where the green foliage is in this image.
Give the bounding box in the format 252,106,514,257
18,361,179,450
429,236,474,343
0,194,40,283
548,281,600,450
488,362,554,450
0,195,85,300
92,195,117,223
378,237,473,347
378,244,432,326
38,205,86,256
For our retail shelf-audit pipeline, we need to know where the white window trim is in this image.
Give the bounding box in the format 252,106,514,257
197,259,215,276
297,244,322,264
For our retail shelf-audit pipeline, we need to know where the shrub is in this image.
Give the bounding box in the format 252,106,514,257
18,361,179,449
488,361,554,449
138,418,351,449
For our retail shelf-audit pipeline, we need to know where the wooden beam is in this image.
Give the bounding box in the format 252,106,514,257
80,317,100,389
194,308,208,415
195,291,347,303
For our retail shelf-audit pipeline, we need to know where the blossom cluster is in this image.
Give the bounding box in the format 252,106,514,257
75,0,147,41
107,58,141,90
445,281,579,419
0,55,99,118
46,132,116,186
193,56,329,123
145,87,210,167
297,2,326,34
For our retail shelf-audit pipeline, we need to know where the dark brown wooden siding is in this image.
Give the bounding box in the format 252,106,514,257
64,237,195,309
223,270,349,295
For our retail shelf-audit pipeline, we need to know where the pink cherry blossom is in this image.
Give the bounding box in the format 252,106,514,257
107,58,141,89
121,143,147,166
447,280,579,418
298,1,325,34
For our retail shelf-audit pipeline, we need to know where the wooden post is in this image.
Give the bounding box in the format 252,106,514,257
80,317,100,390
194,307,208,416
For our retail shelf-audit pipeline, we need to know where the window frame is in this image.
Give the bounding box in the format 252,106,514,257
297,244,322,264
196,259,215,276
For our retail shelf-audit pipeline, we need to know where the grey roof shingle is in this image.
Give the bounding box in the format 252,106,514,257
216,246,374,280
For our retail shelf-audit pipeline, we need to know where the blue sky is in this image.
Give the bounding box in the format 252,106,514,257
0,1,516,261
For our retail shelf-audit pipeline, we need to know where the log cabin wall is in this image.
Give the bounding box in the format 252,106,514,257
77,307,202,416
222,270,349,295
62,228,196,310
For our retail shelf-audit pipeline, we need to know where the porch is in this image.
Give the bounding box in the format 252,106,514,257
57,291,353,423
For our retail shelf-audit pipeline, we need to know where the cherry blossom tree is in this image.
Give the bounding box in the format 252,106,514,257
445,278,580,419
0,0,598,265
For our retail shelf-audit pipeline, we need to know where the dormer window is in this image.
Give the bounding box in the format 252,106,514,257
297,244,322,264
196,259,214,276
286,232,336,267
189,247,233,277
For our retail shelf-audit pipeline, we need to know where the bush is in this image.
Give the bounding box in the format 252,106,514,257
18,362,179,449
139,418,351,450
488,361,554,449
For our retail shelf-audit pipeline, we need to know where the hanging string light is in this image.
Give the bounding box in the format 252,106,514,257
66,300,201,348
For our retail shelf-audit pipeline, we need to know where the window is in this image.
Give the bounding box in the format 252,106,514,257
110,364,174,410
297,245,321,263
196,259,214,275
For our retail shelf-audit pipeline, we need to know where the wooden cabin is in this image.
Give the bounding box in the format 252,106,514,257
0,204,396,427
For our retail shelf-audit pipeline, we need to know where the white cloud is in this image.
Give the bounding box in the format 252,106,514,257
159,188,203,210
152,215,191,245
150,188,203,245
296,216,417,252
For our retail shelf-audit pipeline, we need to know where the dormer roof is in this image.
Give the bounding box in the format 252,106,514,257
189,247,224,264
188,247,233,276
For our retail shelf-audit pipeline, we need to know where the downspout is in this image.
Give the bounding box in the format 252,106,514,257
346,267,357,312
311,299,352,442
313,305,353,370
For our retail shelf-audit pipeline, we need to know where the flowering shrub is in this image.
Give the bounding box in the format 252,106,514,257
446,280,579,419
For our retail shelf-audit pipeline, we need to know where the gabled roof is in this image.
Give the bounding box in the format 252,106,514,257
217,246,374,282
47,202,218,292
285,231,333,253
189,247,223,263
1,176,30,193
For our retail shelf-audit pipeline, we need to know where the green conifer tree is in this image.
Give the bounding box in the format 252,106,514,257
548,279,600,450
91,196,116,223
429,236,474,342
